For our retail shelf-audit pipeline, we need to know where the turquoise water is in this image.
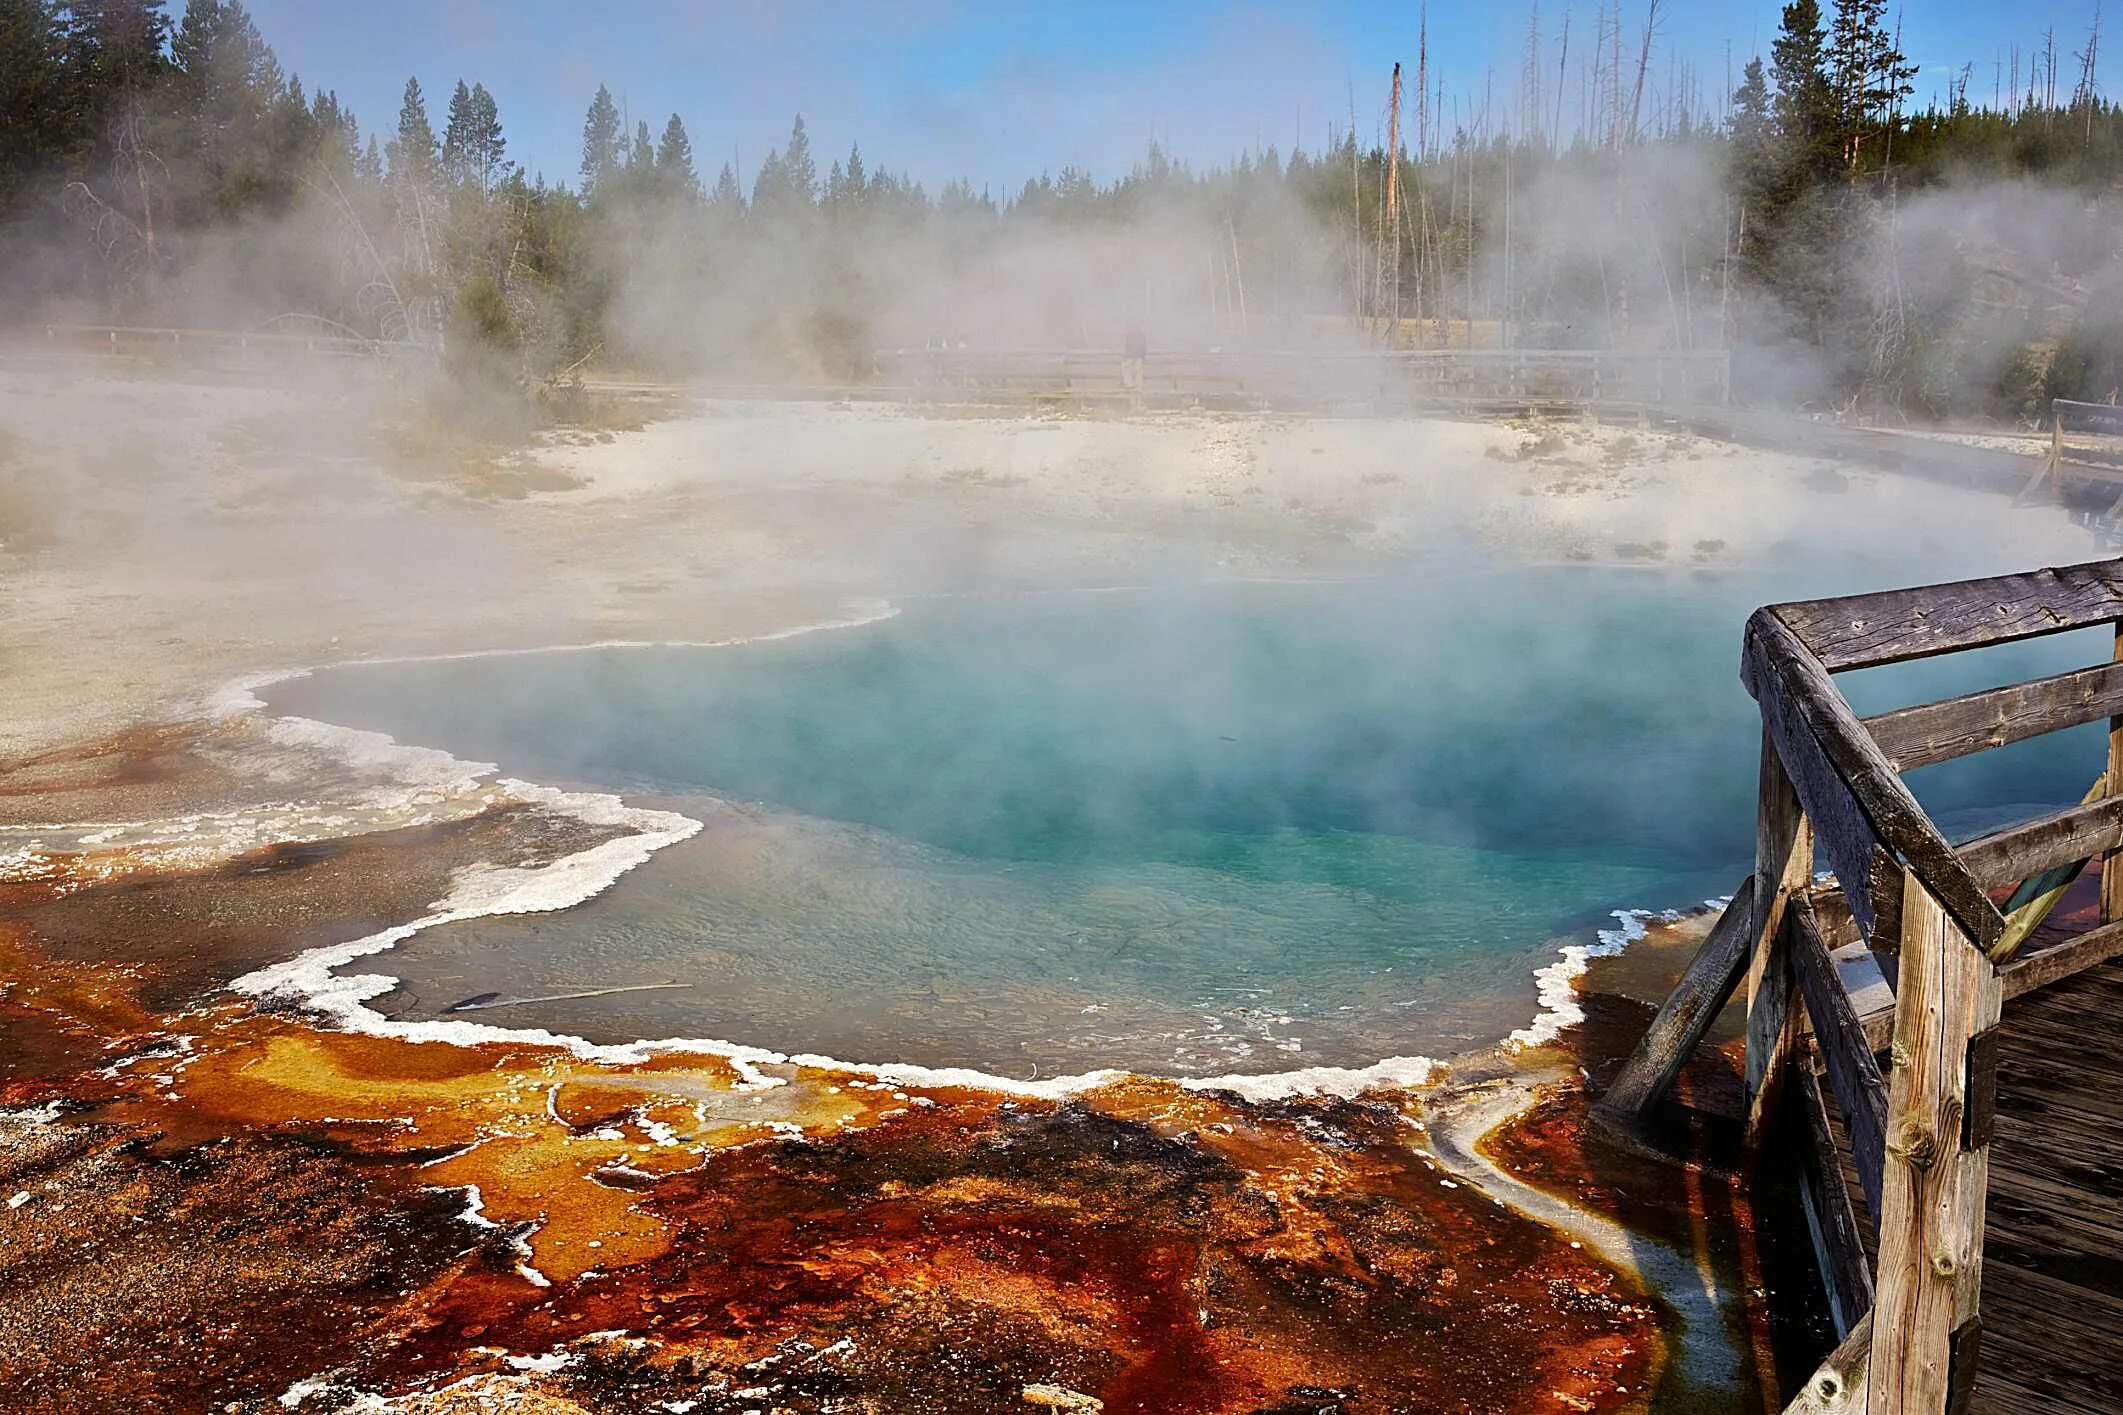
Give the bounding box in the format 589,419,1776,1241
266,570,2105,1077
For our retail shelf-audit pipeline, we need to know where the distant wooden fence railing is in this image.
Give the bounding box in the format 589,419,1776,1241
1600,557,2123,1413
2022,398,2123,506
30,323,431,364
871,346,1732,409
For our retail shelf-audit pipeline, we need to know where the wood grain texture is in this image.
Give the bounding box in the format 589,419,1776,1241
1791,899,1889,1222
1747,734,1812,1148
1782,1314,1871,1414
1747,624,1880,939
1743,608,2002,950
1770,557,2123,671
1863,660,2123,771
1866,849,1904,990
1996,916,2123,997
1599,877,1755,1116
2103,626,2123,929
1793,1058,1876,1341
1865,876,2003,1413
1956,795,2123,890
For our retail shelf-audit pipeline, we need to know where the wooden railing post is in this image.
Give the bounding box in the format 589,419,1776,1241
1598,875,1757,1117
1746,729,1814,1146
2103,622,2123,927
1866,874,2001,1413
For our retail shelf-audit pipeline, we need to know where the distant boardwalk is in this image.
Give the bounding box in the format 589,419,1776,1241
29,323,430,366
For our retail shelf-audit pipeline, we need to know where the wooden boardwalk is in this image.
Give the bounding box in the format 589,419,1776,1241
1601,557,2123,1413
1829,951,2123,1413
1973,952,2123,1413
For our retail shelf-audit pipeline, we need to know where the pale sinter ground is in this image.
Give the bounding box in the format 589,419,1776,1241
0,362,2088,769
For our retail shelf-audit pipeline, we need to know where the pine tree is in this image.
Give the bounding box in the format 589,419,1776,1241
467,81,503,190
1770,0,1836,179
1827,0,1912,173
311,88,358,170
0,0,80,206
629,119,653,169
655,113,697,199
64,0,175,236
441,78,472,183
166,0,284,216
780,113,816,202
579,82,621,189
171,0,278,122
1759,0,1867,367
710,160,744,212
1730,54,1775,217
389,75,436,182
66,0,171,96
268,72,315,179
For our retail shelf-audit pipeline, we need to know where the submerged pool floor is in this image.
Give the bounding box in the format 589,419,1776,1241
265,568,2102,1077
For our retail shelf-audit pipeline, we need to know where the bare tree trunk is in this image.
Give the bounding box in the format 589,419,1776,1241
1627,0,1660,146
1385,62,1402,337
1554,8,1572,150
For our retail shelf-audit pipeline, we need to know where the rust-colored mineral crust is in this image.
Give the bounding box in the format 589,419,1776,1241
0,732,1722,1414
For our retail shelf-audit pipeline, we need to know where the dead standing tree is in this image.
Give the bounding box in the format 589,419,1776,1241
62,90,168,314
303,165,437,360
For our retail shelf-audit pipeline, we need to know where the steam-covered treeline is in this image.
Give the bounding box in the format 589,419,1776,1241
2,0,2120,416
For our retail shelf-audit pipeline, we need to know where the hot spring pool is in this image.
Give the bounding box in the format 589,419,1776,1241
263,567,2103,1080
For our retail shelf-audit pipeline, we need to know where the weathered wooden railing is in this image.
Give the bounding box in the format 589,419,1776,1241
2022,397,2123,507
1600,557,2123,1413
27,323,431,364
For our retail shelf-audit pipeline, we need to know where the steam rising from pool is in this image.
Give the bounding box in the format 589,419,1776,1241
255,571,2103,1083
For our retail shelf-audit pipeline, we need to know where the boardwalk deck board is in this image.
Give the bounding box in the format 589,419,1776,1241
1851,950,2114,1415
1821,959,2123,1415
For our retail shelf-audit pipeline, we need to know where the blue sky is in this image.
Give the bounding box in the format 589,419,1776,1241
227,1,2108,194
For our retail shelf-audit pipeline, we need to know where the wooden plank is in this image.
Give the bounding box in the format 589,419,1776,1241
1990,776,2105,963
1970,1272,2123,1414
1956,795,2123,889
1782,1313,1870,1414
1744,609,2003,950
1747,627,1880,939
2104,626,2123,929
1599,876,1756,1115
1866,849,1903,990
1946,1318,1981,1415
2053,397,2123,432
1865,875,2003,1412
1863,661,2123,771
1769,557,2123,671
1790,900,1889,1221
1855,929,2123,1038
1793,1058,1876,1339
1747,734,1813,1148
1997,917,2123,997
